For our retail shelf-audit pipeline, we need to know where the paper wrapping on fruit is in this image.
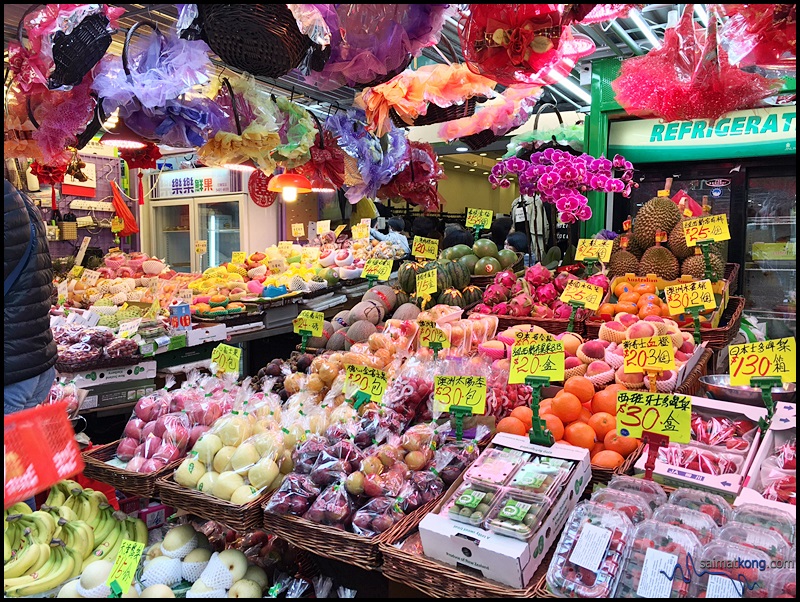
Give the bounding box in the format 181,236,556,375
690,412,755,454
657,443,740,475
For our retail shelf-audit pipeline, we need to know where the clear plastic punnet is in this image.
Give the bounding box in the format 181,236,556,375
508,460,568,501
668,488,733,527
464,448,527,487
652,504,718,544
689,540,772,599
606,474,667,512
441,481,502,527
614,519,702,598
546,501,633,598
717,521,791,561
591,488,653,525
485,489,550,540
769,567,797,598
731,503,796,547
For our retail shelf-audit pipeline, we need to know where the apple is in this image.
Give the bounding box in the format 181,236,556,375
230,485,259,505
136,436,162,459
141,421,157,441
230,443,260,472
211,471,245,501
345,471,365,495
247,458,279,490
193,434,223,465
135,396,168,422
125,456,147,472
123,418,145,442
140,458,168,473
218,549,248,581
175,456,207,488
188,425,210,449
116,437,139,462
227,579,262,598
334,249,353,267
213,446,238,473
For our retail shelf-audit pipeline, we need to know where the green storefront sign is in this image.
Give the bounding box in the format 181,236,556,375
609,106,797,162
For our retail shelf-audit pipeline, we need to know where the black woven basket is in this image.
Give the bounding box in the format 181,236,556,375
459,126,518,152
197,4,310,78
354,54,413,90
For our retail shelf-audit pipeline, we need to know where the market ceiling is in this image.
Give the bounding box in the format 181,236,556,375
3,3,690,116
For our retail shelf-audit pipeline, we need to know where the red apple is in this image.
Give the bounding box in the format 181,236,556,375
116,437,139,462
122,418,145,442
142,421,157,441
125,456,146,472
188,425,210,448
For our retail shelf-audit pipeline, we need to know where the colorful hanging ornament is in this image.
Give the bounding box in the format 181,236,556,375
29,160,67,211
295,129,346,191
378,142,445,212
119,143,162,205
248,170,279,208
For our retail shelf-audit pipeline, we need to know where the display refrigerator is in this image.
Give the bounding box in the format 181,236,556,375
611,156,796,338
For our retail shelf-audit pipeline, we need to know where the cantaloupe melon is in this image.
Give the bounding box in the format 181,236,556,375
331,310,349,331
363,285,396,313
327,330,347,350
392,303,421,320
348,300,384,325
345,321,377,350
307,321,334,348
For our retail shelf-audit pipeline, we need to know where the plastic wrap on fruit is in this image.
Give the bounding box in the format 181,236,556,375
312,575,334,599
352,496,405,537
399,532,424,555
487,358,532,419
330,438,365,473
382,356,434,427
266,572,292,598
303,482,355,528
48,378,83,418
79,326,115,347
52,323,86,344
399,469,446,512
285,578,311,598
775,438,797,470
310,448,354,488
400,423,446,455
265,473,321,516
382,319,419,355
354,408,395,448
438,432,485,485
762,473,796,505
292,436,329,475
337,586,357,598
468,314,499,343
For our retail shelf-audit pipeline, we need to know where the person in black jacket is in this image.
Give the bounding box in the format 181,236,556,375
4,179,58,414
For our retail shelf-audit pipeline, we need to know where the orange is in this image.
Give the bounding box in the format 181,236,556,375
597,303,616,317
615,302,639,315
497,416,528,436
614,282,632,298
592,450,626,469
604,429,641,457
618,292,641,304
564,376,595,404
543,414,564,441
638,303,663,319
588,412,616,439
637,294,661,307
551,393,583,424
633,282,656,295
577,408,592,424
510,406,533,431
661,304,672,317
539,401,553,416
590,442,605,458
564,422,597,450
591,388,620,416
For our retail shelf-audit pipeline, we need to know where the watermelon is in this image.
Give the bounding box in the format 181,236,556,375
446,260,470,290
393,287,411,307
398,261,421,294
440,247,456,261
462,285,483,306
449,244,473,260
458,254,480,274
475,257,502,275
412,293,438,311
473,239,499,259
497,249,518,268
438,288,466,308
423,261,451,292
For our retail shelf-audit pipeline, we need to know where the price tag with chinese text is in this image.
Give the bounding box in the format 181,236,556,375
334,224,346,238
268,258,284,273
315,220,330,235
195,239,207,254
291,223,305,237
683,214,731,247
575,239,613,262
178,289,194,303
466,208,493,229
345,365,387,402
433,376,487,414
664,280,717,315
211,343,242,374
623,336,676,373
412,236,439,260
80,269,101,286
559,280,604,311
68,265,84,280
416,270,437,296
616,391,691,443
418,320,451,349
118,318,142,339
352,223,369,240
278,241,293,254
509,341,565,384
106,540,145,595
231,251,246,264
362,259,392,281
514,331,555,344
728,338,796,386
293,310,324,337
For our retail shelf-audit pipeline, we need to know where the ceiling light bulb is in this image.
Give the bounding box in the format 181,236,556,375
282,187,298,202
453,165,460,168
456,146,469,152
479,153,487,157
469,168,475,172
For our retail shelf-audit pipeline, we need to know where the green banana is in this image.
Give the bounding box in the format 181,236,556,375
5,540,75,597
6,503,32,516
44,486,66,508
60,480,83,494
61,520,94,561
4,530,11,564
91,506,115,545
3,532,41,579
6,520,21,555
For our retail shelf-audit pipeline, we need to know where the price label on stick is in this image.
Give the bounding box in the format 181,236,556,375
106,540,145,596
622,336,676,373
575,239,613,263
509,341,565,384
664,280,717,315
195,239,207,254
293,310,324,337
465,208,493,229
418,320,450,349
683,214,731,247
416,270,437,296
360,218,371,227
351,223,370,240
345,365,387,402
80,269,101,286
291,223,305,238
728,337,796,386
118,318,142,339
278,241,293,254
616,391,692,443
362,259,392,281
231,251,246,264
211,343,242,374
514,331,555,344
559,280,604,311
68,265,84,280
412,236,439,260
433,376,487,414
317,220,331,235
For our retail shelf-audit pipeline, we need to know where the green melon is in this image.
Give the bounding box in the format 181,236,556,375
473,238,499,259
449,244,474,260
438,288,466,308
319,268,340,286
393,287,411,307
462,285,484,306
458,254,480,274
475,257,502,275
440,248,457,261
397,261,421,294
497,249,518,269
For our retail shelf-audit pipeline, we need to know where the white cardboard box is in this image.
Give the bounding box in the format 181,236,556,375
634,395,767,499
58,361,157,389
735,401,796,518
186,322,227,347
419,434,591,589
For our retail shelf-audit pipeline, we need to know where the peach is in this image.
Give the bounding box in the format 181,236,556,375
578,340,606,360
557,331,583,356
615,366,644,386
602,321,626,333
615,313,640,328
626,322,657,340
586,360,613,377
675,350,691,361
565,356,584,369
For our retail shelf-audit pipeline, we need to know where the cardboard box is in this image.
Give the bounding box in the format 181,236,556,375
735,401,796,518
137,503,174,530
419,434,591,589
59,361,157,389
634,395,766,500
80,379,156,411
186,322,227,347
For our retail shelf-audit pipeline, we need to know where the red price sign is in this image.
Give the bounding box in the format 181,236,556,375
683,214,731,247
728,337,796,386
615,391,691,443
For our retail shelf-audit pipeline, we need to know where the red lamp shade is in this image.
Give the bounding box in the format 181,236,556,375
267,172,312,193
99,117,147,149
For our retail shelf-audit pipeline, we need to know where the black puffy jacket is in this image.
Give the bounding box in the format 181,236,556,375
4,180,57,386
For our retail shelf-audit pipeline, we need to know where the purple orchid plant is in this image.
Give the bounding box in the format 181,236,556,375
488,149,638,223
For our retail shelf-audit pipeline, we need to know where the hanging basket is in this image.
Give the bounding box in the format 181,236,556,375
355,54,413,90
196,4,311,78
459,126,518,152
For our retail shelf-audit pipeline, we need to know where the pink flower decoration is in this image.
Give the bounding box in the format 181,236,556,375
538,171,560,189
559,211,578,224
577,205,593,220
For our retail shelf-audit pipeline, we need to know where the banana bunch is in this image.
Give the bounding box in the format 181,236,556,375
4,539,82,597
6,511,57,549
82,510,147,570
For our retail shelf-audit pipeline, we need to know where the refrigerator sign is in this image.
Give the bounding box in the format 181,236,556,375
156,168,233,198
609,106,796,162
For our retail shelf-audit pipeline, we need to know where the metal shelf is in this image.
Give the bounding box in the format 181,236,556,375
746,216,796,226
745,267,797,272
164,230,190,234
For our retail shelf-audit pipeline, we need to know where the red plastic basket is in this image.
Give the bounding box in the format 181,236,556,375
4,402,84,508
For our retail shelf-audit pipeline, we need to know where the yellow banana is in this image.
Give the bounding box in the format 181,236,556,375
84,491,107,528
25,541,51,575
63,543,83,581
63,520,94,560
91,507,115,545
103,521,127,563
6,521,21,555
60,480,83,495
72,493,91,523
4,531,11,564
3,544,59,591
82,514,122,570
57,506,79,523
3,532,41,578
131,517,148,546
44,485,66,508
6,503,32,516
5,541,75,597
28,512,56,543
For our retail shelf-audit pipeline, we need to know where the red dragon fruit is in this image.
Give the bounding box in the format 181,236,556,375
586,272,610,295
510,279,527,296
554,271,579,293
492,302,510,316
551,300,573,319
531,303,554,318
494,270,516,289
483,283,509,306
524,263,552,286
508,293,534,317
535,283,558,305
473,303,493,314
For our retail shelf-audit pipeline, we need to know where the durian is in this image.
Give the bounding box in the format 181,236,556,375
681,253,725,281
667,218,695,260
627,235,648,259
638,245,680,281
632,197,682,249
608,249,639,278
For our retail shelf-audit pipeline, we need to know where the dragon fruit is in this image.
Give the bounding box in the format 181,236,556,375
535,283,559,305
586,272,610,295
483,283,509,306
553,271,579,293
531,303,554,318
492,302,510,316
494,270,516,289
508,293,534,317
473,303,493,314
551,300,573,319
524,263,552,286
510,279,527,296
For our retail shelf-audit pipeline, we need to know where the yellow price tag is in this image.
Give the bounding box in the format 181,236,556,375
293,310,324,337
465,208,493,229
616,391,691,443
334,224,346,238
728,337,796,386
291,223,305,237
433,376,487,415
195,240,208,254
106,540,145,595
211,344,242,374
278,241,293,254
345,364,387,402
664,280,717,315
412,236,439,260
622,336,676,373
416,269,437,297
509,340,565,384
559,280,604,311
80,269,101,286
362,259,392,281
418,320,451,349
317,220,331,235
231,251,246,264
575,239,613,262
352,223,370,240
683,214,731,247
514,331,555,345
68,265,84,279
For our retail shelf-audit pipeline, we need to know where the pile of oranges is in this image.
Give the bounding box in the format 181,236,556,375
596,281,670,320
496,375,641,470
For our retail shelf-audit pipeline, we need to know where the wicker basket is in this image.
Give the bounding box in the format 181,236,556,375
390,95,480,129
681,296,744,350
196,5,310,78
81,441,181,498
157,473,269,531
59,221,78,241
262,497,439,571
55,354,144,374
724,262,740,295
496,314,586,336
355,54,413,90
